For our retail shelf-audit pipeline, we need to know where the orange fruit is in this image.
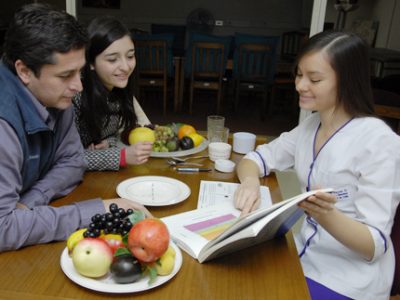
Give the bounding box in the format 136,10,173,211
187,133,204,147
178,124,196,139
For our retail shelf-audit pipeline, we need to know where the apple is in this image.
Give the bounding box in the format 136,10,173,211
100,234,125,255
72,238,113,278
154,245,176,275
127,218,170,263
128,127,156,145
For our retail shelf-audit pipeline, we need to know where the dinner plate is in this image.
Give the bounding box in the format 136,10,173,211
116,176,191,206
60,242,182,293
150,139,209,158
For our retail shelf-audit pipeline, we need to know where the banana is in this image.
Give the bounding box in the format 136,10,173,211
67,228,87,255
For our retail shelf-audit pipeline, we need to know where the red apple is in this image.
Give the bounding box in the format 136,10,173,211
72,238,113,278
100,234,125,255
127,218,170,262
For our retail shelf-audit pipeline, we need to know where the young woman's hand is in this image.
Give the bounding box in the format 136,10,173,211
298,191,337,220
234,177,261,215
125,142,153,165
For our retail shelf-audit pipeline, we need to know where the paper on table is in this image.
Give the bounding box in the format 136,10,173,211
197,180,272,210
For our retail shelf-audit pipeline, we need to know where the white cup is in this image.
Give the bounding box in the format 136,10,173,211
233,132,256,154
208,142,232,162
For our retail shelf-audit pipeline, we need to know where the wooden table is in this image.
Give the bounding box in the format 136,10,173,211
0,139,310,300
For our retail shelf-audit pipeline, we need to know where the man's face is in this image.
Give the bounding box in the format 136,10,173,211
22,48,85,109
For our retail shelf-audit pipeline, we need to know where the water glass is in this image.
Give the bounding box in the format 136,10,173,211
207,115,225,141
209,127,229,143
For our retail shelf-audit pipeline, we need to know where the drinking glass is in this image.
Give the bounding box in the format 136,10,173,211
209,127,229,143
207,115,225,141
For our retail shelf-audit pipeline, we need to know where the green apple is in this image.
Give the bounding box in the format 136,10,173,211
72,238,113,278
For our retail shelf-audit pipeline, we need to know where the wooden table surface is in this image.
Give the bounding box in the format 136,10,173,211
0,137,310,300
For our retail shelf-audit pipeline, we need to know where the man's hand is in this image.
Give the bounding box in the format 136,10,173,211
103,198,153,218
87,140,110,150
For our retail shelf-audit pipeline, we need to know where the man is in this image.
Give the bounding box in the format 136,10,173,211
0,3,149,252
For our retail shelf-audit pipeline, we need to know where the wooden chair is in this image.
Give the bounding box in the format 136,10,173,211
134,39,169,115
280,31,308,62
188,41,226,114
233,43,277,119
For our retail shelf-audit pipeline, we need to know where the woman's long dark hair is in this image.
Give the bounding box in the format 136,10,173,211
80,16,136,143
295,31,374,117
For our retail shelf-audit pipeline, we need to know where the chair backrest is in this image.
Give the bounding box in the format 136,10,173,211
184,32,231,78
232,33,279,83
135,40,168,78
132,33,174,77
190,41,225,81
235,43,277,84
280,31,308,61
391,206,400,295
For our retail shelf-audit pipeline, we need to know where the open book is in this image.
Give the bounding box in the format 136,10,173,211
162,185,333,263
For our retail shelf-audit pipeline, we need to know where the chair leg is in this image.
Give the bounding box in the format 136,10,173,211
234,82,240,112
217,87,222,114
268,86,275,116
163,84,167,115
189,83,194,114
260,89,268,121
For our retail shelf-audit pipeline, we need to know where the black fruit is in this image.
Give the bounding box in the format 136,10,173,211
180,136,194,150
110,255,142,284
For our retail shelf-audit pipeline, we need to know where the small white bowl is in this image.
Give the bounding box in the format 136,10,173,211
215,159,236,173
208,142,232,162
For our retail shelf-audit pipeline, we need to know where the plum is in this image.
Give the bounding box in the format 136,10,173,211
110,255,142,284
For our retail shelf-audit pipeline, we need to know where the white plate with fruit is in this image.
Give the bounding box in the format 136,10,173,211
60,242,182,293
61,206,182,293
128,123,208,158
116,176,191,206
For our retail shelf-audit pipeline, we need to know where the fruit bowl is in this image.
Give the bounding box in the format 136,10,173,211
60,242,182,293
150,139,209,158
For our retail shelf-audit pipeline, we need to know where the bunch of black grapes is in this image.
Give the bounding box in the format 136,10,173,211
83,203,134,238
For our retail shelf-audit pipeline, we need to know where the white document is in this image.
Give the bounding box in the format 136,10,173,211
197,180,272,210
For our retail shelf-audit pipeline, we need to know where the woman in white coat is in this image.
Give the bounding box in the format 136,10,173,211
234,31,400,299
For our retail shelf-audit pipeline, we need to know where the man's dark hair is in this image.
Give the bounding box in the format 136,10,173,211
2,3,88,76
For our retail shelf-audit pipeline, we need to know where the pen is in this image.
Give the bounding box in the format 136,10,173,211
175,167,211,172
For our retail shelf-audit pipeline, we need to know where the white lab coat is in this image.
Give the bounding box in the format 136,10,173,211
245,113,400,299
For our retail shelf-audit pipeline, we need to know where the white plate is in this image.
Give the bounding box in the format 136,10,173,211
150,139,209,158
60,242,182,293
116,176,191,206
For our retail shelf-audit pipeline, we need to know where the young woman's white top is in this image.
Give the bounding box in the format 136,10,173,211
244,113,400,299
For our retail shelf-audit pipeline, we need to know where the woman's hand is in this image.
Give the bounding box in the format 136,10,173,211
87,140,110,150
125,142,153,165
103,198,153,218
234,177,261,215
298,191,337,220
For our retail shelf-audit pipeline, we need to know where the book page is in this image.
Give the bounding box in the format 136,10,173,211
162,203,241,259
197,180,272,210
